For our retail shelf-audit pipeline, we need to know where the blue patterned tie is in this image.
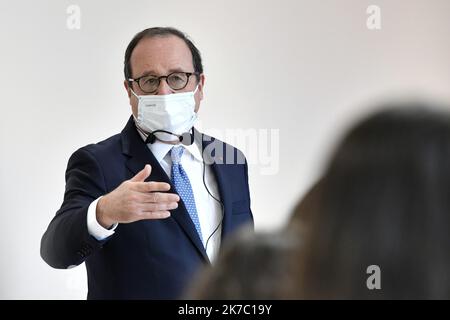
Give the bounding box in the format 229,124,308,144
170,146,203,242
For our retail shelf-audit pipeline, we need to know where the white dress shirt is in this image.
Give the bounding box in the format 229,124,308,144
87,125,223,262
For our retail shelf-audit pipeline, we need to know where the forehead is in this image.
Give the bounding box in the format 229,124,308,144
130,35,194,77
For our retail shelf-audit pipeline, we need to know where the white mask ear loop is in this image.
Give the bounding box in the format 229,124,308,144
130,88,140,99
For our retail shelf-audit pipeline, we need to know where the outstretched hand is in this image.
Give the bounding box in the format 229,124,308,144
96,164,180,228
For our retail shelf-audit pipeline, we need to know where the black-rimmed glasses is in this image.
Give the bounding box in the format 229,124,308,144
128,72,198,94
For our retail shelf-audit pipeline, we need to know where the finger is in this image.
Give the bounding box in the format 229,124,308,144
140,192,180,203
133,181,172,193
142,211,171,220
130,164,152,182
140,202,179,212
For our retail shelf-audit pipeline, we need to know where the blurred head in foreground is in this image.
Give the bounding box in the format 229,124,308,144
185,226,299,299
290,103,450,299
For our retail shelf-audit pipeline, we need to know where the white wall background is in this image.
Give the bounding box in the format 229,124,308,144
1,0,449,299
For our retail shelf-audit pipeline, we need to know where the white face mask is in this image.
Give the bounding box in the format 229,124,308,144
131,86,199,140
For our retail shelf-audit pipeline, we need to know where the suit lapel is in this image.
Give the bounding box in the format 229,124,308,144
210,162,234,239
121,117,209,261
197,129,234,240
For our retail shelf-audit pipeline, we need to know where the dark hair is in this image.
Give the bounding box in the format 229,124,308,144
185,228,299,299
289,103,450,299
124,27,203,85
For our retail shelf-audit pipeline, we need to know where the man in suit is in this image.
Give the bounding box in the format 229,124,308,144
40,27,253,299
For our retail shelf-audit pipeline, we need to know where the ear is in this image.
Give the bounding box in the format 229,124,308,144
197,73,205,101
194,74,205,113
124,80,132,99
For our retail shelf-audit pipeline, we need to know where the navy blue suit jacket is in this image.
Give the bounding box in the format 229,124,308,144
40,117,253,299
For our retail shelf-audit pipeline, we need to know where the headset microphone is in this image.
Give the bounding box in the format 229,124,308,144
145,129,194,146
179,131,194,146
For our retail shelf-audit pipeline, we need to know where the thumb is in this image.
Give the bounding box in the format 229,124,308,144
130,164,152,182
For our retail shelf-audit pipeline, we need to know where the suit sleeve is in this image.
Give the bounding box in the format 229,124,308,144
244,157,254,229
40,147,109,269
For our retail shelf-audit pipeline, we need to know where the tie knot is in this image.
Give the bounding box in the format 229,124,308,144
171,146,184,164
